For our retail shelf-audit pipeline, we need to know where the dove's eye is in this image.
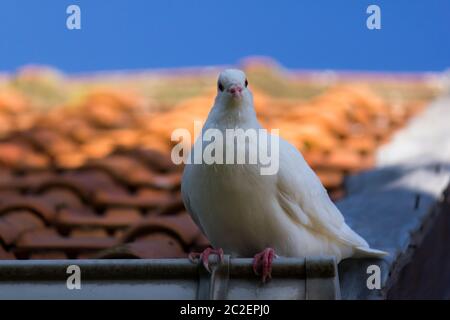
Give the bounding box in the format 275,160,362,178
245,79,248,87
218,81,224,92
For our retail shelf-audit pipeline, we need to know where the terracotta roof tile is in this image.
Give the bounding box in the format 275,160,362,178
69,229,111,238
0,89,29,114
84,155,158,187
94,189,175,210
96,233,186,259
28,251,68,259
121,213,201,249
14,228,118,253
0,210,45,245
0,245,15,259
0,197,57,224
0,142,49,171
0,190,20,204
0,171,55,192
62,170,125,195
155,193,185,215
120,148,179,173
38,188,85,209
24,128,77,158
56,208,142,230
80,138,115,159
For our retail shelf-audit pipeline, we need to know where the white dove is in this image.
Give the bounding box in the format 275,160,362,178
181,69,387,282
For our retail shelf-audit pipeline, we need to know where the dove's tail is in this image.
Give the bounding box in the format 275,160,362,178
353,246,388,258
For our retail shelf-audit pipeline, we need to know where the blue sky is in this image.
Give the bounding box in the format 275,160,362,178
0,0,448,73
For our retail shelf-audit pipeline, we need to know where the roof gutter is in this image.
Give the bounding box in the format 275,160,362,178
0,256,340,300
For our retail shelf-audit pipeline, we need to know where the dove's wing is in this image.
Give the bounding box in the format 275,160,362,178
181,165,207,236
276,139,368,248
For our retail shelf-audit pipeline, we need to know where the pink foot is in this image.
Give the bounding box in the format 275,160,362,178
189,247,224,272
252,248,276,283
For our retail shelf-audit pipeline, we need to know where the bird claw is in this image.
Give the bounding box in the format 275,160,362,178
189,247,224,273
252,248,276,283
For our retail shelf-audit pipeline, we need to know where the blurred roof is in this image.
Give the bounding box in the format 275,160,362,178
0,62,440,261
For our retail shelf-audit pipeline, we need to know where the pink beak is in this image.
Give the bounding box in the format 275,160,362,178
228,85,243,97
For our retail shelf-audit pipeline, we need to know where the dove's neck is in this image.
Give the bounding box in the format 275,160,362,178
204,96,261,131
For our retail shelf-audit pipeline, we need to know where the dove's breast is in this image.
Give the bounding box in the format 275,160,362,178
184,161,278,256
181,129,348,259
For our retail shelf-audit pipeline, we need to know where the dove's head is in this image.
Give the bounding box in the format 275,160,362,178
216,69,252,106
